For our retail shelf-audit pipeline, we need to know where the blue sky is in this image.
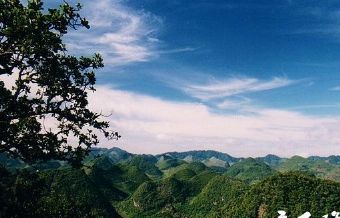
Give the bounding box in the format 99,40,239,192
69,0,340,115
42,0,340,156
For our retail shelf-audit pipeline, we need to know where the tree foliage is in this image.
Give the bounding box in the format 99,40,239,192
0,0,119,166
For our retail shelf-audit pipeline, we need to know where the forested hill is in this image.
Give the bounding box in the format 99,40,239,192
1,148,340,217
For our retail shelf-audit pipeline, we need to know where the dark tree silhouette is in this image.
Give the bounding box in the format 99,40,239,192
0,0,120,166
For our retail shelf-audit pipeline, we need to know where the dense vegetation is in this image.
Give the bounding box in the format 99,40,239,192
0,167,120,218
2,148,340,217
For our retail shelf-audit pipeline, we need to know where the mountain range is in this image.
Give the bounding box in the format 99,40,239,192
1,147,340,218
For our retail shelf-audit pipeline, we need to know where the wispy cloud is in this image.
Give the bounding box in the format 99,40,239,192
287,4,340,39
88,86,340,157
176,76,295,101
64,0,162,65
158,47,198,54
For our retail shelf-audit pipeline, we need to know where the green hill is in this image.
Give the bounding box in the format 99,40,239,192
39,169,121,218
187,175,248,217
276,155,340,182
169,163,218,196
126,155,163,178
118,177,190,218
86,156,150,197
257,154,286,167
225,158,276,184
235,172,340,218
86,147,133,163
171,168,197,181
117,162,218,218
187,170,218,194
156,157,186,170
163,161,208,178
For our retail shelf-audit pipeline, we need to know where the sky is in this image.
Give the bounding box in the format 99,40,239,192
42,0,340,157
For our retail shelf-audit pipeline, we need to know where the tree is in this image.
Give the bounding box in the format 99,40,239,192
0,0,120,166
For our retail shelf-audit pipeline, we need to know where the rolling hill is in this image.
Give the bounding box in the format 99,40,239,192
2,148,340,218
275,155,340,182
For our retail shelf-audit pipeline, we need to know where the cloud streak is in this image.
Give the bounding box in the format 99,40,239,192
175,77,295,101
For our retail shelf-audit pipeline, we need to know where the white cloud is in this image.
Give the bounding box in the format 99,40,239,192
175,77,294,101
3,71,339,157
88,86,340,157
64,0,162,65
